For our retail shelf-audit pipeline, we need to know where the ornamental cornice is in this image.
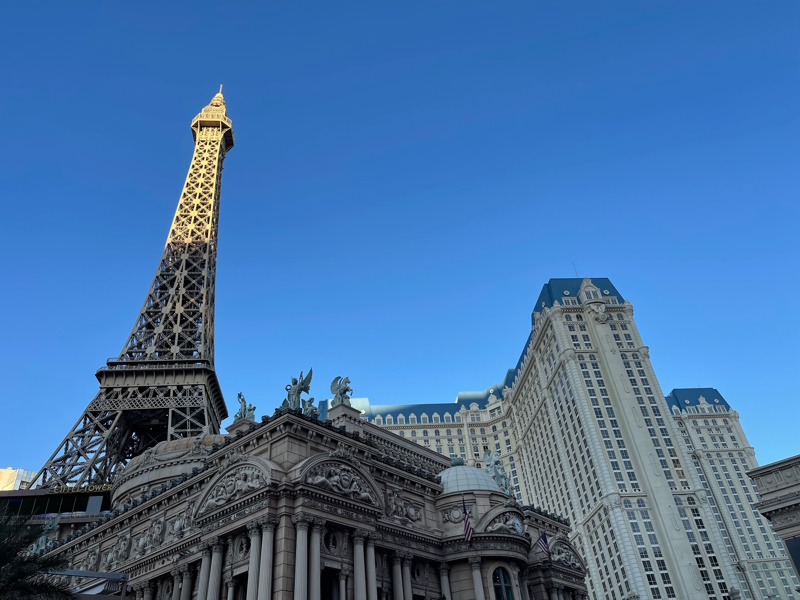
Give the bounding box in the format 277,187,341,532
375,521,441,546
756,489,800,510
442,538,528,557
299,497,377,526
201,499,271,535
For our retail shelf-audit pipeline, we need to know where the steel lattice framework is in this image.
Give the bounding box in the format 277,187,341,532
32,91,234,488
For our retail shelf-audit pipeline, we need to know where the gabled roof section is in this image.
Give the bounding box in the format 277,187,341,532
665,388,732,412
531,277,624,323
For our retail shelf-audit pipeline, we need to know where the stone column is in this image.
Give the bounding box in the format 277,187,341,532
439,563,452,600
353,530,368,600
365,536,378,600
197,545,212,600
179,565,193,600
134,584,144,600
225,576,235,600
339,568,349,600
170,568,181,600
401,554,413,600
391,554,404,600
546,587,557,600
257,517,277,600
556,585,564,600
293,514,311,600
469,557,485,600
143,582,154,600
207,538,226,600
246,522,262,600
309,519,325,600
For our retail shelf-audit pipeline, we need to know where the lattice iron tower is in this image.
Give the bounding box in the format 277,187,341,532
32,90,234,488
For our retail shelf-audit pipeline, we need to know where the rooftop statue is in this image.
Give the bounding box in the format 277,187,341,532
233,392,256,422
330,376,353,407
484,449,514,496
282,369,313,411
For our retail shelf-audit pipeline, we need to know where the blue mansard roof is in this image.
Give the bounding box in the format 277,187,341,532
665,388,732,412
318,380,510,421
531,277,624,323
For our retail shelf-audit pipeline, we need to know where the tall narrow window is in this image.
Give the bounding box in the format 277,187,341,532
492,567,514,600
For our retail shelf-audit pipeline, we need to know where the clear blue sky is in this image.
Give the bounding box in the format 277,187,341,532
1,3,797,472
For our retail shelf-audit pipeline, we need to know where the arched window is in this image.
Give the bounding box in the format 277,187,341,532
492,567,514,600
422,430,429,437
374,416,383,425
409,414,417,424
385,415,393,425
411,431,417,438
397,415,405,425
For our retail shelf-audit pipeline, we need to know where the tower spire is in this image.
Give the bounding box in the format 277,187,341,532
32,91,235,488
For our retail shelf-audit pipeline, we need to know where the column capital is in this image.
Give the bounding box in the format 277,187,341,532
209,537,225,553
393,553,404,566
402,552,413,566
353,529,369,543
201,544,212,557
170,567,181,579
247,520,261,536
365,535,375,548
292,512,312,529
258,515,279,531
339,568,351,580
179,564,191,575
439,563,450,575
468,556,482,570
312,517,327,532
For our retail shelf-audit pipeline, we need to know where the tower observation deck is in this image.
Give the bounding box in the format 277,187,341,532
32,90,235,488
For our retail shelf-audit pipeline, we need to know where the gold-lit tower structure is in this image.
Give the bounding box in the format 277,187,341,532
33,90,234,488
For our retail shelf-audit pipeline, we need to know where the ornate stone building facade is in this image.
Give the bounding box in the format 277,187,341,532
749,454,800,585
40,402,587,600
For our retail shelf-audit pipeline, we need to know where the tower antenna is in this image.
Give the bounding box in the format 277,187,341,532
572,262,579,277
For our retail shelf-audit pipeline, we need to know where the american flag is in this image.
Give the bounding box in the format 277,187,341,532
536,532,551,557
462,496,473,543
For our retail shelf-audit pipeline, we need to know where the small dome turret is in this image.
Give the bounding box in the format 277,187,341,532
440,464,502,494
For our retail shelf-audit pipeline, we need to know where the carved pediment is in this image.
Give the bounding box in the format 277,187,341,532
550,538,586,572
484,511,524,534
300,457,382,508
197,459,272,517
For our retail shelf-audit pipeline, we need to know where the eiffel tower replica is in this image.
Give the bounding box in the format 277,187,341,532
32,90,234,488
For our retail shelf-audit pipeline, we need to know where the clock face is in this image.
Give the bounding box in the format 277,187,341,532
513,517,523,533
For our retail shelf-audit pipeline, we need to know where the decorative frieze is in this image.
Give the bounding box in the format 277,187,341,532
200,499,271,534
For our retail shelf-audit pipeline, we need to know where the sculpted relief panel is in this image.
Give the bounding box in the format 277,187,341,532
102,530,131,570
385,488,422,522
133,513,166,559
199,464,270,516
304,463,379,506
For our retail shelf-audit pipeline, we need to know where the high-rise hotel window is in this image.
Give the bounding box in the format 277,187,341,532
492,568,514,600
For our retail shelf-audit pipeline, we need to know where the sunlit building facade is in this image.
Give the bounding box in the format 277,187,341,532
363,277,797,600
